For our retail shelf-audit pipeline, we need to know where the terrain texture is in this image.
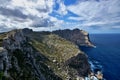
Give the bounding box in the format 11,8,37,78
0,28,93,80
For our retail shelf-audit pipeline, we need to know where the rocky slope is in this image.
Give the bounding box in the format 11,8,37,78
0,28,92,80
53,29,94,47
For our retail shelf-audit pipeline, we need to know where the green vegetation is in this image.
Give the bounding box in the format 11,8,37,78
0,33,7,46
0,71,4,80
0,30,86,80
9,49,38,80
29,32,81,79
30,33,80,62
12,49,25,68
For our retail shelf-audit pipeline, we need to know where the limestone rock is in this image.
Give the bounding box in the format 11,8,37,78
0,47,9,76
53,28,94,47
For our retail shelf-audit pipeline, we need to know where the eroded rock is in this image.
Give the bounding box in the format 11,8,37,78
53,28,94,47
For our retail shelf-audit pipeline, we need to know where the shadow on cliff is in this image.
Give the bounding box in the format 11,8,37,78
65,53,91,77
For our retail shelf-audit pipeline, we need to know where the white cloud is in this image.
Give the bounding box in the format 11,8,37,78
0,0,120,33
111,26,120,29
0,0,64,31
82,20,120,27
68,16,85,21
8,0,54,16
55,0,68,15
67,0,120,29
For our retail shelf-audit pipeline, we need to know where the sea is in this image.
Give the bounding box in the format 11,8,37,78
80,34,120,80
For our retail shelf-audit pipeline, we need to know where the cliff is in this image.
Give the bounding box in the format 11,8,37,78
0,28,91,80
53,29,94,47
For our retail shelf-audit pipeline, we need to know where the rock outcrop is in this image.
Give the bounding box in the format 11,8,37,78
0,28,92,80
0,47,9,76
0,29,61,80
53,28,94,47
66,54,91,77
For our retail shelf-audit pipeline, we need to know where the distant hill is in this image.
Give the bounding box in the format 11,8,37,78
53,28,94,47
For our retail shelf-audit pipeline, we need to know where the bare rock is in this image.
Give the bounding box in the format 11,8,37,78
53,28,94,47
0,47,9,75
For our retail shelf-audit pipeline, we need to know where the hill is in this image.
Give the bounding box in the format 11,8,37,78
0,28,91,80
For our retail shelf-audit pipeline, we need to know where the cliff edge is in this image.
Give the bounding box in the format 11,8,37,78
53,29,94,47
0,28,92,80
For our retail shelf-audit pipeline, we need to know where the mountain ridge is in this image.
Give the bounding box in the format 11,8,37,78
0,28,94,80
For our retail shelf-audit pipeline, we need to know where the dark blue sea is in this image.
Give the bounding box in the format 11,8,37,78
80,34,120,80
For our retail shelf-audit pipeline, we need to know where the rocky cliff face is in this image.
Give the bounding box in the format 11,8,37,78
0,47,9,77
0,28,92,80
0,29,61,80
53,29,94,47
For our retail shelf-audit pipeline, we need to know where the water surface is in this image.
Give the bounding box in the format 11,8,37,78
80,34,120,80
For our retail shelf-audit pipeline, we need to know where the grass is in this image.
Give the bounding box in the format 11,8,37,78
29,32,81,79
0,71,4,80
0,33,7,47
30,34,80,62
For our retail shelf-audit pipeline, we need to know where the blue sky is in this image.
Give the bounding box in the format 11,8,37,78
0,0,120,33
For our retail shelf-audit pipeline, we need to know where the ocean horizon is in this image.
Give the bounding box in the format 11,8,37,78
80,34,120,80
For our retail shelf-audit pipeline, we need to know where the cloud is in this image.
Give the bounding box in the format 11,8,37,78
67,0,119,19
0,24,14,32
56,0,68,15
0,0,63,31
0,0,120,33
67,0,120,28
30,18,54,27
0,7,27,19
0,0,11,7
67,16,85,21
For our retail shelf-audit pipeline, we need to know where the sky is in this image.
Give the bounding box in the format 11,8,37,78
0,0,120,33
